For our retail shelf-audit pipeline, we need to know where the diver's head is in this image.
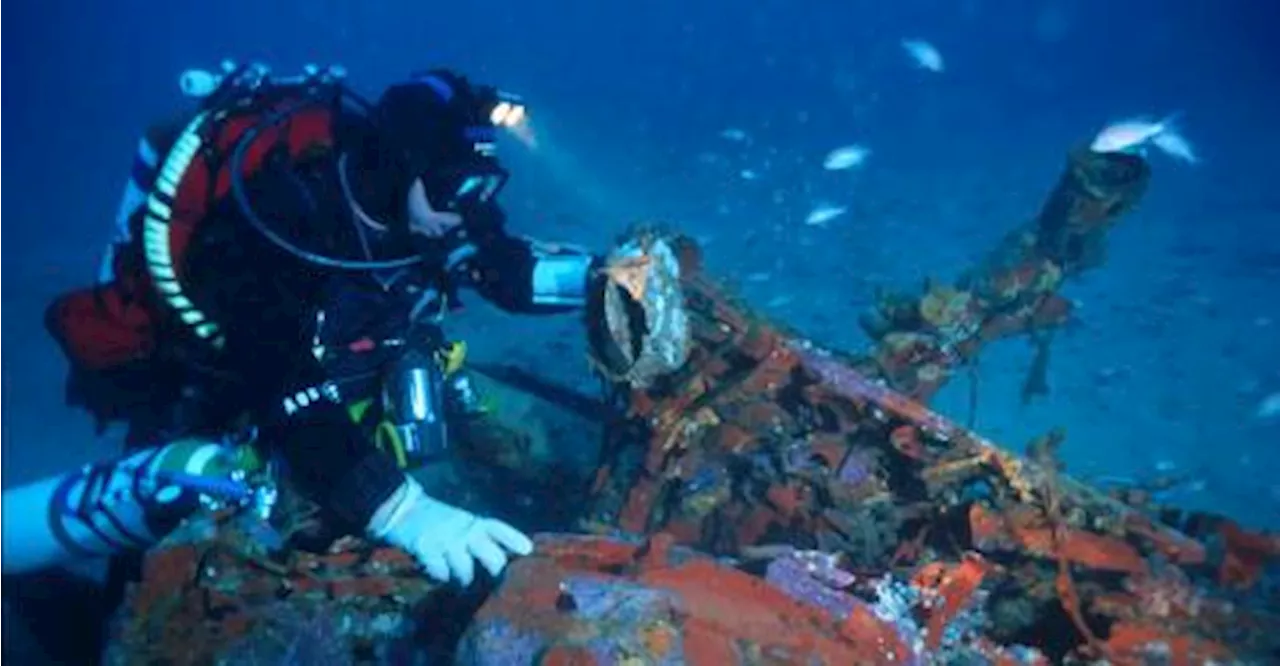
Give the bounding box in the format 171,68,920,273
345,69,523,246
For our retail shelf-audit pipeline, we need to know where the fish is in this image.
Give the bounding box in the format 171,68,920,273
823,144,872,171
1090,113,1198,164
1090,116,1171,152
1151,130,1199,164
720,127,749,142
901,39,944,73
1256,392,1280,420
805,203,848,227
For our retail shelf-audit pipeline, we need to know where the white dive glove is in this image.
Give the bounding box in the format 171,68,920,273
367,476,533,587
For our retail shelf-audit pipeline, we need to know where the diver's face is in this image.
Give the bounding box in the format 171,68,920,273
405,177,463,238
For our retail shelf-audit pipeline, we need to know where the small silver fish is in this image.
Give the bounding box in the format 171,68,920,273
1151,130,1198,164
1090,114,1197,164
822,144,872,171
1090,116,1170,153
805,203,848,227
901,39,944,73
1257,392,1280,420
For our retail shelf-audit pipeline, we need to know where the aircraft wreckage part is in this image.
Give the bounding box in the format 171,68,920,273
1032,147,1151,273
581,266,1278,659
859,149,1151,402
582,270,1197,565
589,232,693,390
580,155,1277,662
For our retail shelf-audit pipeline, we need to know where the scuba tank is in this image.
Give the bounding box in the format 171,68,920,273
178,60,349,101
1,437,267,575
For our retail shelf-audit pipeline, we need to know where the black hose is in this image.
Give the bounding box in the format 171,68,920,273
228,90,426,271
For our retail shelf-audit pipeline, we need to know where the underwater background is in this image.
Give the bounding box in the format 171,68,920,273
2,0,1279,660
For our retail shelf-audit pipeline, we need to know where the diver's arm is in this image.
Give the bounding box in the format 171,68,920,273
457,207,601,314
244,348,532,586
233,335,408,532
215,254,532,586
1,438,241,575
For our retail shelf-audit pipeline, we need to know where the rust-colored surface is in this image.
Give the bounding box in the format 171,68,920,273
463,532,1053,664
106,148,1279,664
459,533,920,665
103,511,443,665
111,517,1033,665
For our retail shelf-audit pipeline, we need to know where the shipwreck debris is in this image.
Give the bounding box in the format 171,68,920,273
580,150,1279,663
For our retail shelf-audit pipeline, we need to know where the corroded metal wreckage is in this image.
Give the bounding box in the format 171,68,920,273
108,149,1279,665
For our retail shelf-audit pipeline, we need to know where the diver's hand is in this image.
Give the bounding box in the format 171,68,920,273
367,476,533,586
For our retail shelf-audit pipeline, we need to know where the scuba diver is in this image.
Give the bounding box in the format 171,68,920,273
4,62,601,589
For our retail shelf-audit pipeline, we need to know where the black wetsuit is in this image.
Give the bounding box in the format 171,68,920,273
176,129,575,532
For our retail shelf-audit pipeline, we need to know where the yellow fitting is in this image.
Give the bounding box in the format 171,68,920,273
440,341,468,376
375,421,409,469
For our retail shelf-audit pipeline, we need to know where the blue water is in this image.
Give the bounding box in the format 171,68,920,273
3,0,1278,566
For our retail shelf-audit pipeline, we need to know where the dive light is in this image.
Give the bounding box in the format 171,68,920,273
382,349,450,463
485,90,527,129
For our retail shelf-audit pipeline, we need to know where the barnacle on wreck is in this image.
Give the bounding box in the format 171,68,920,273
919,284,981,345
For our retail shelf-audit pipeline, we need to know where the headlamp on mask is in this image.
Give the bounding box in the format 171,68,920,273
487,91,527,129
